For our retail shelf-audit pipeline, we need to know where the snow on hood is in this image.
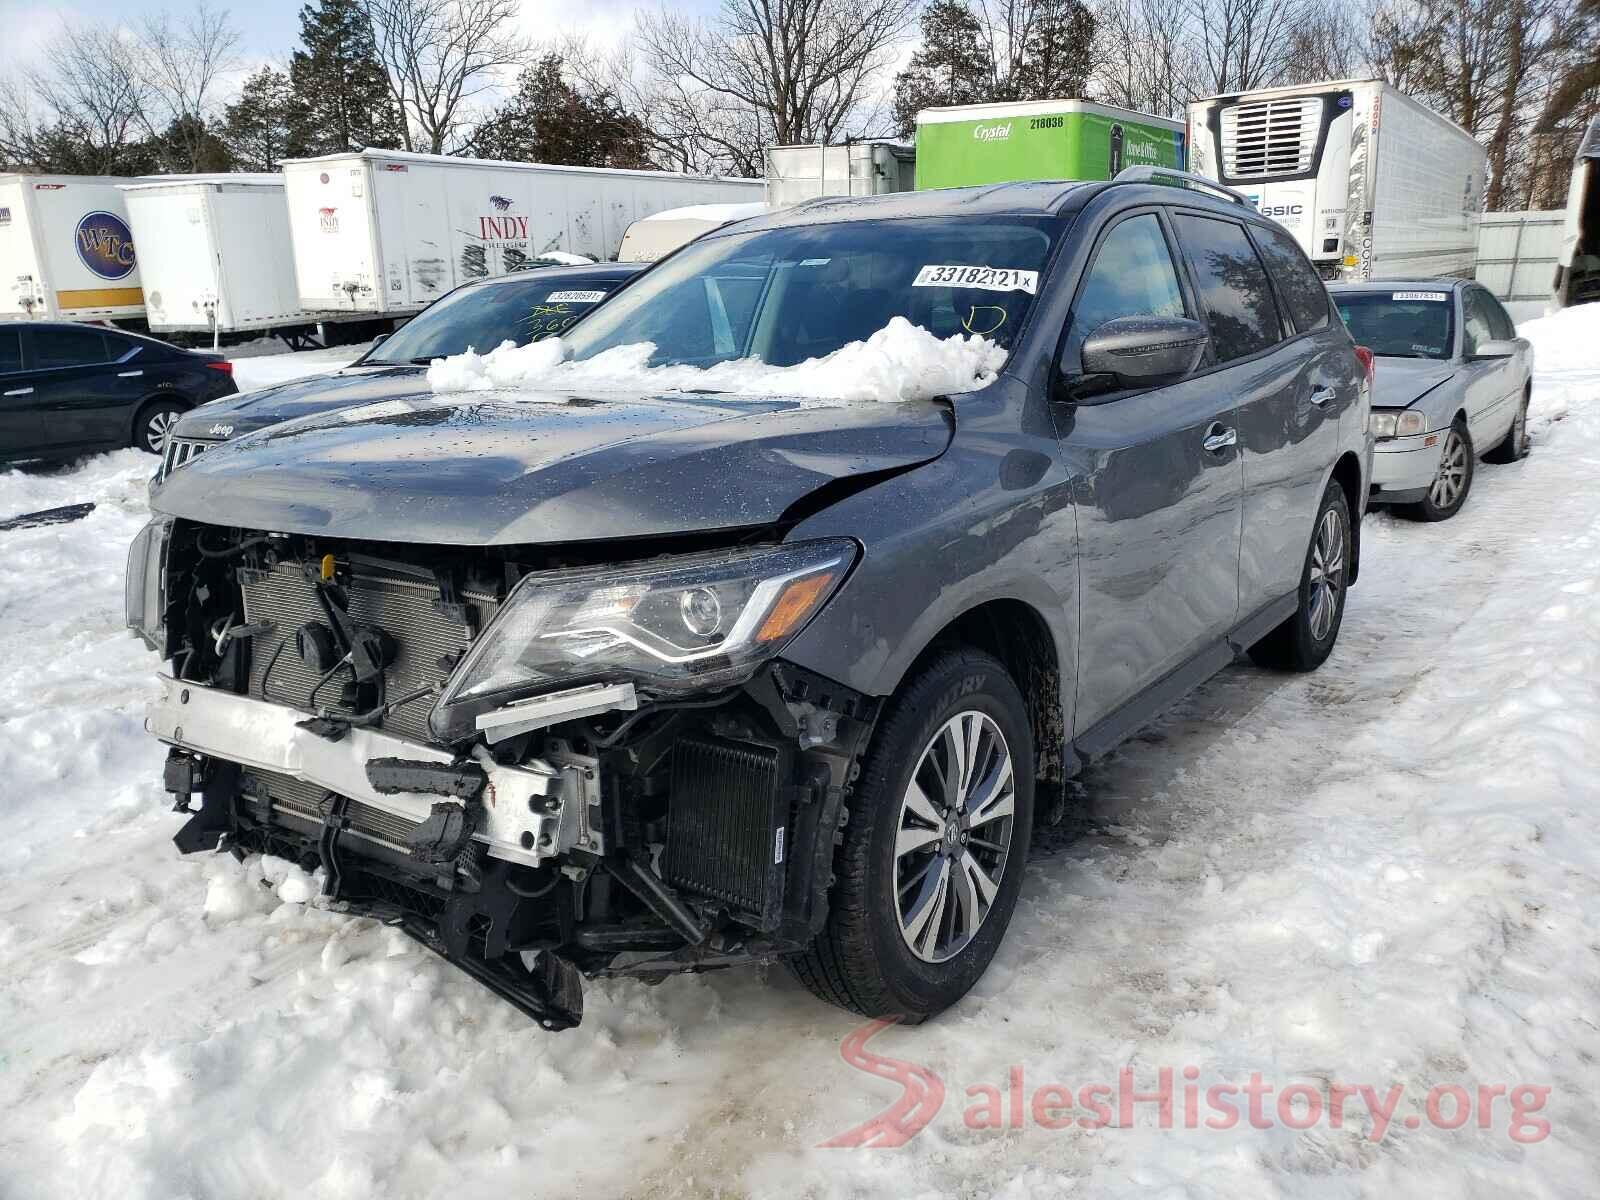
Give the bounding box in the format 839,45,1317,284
425,316,1009,405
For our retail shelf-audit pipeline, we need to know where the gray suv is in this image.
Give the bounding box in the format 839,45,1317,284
127,172,1370,1030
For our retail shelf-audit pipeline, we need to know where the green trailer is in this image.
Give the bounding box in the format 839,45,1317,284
914,100,1186,190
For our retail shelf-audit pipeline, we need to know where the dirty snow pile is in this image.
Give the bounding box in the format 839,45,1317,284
426,315,1010,404
1,308,1600,1198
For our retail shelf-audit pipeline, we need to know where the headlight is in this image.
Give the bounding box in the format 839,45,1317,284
1372,409,1427,439
125,518,172,651
430,539,857,738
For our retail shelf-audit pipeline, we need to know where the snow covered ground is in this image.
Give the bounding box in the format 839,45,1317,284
2,309,1599,1198
229,344,359,393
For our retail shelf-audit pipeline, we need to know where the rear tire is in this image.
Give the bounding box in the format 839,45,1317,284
1249,479,1351,672
789,648,1035,1021
134,399,186,456
1483,389,1530,464
1399,416,1473,521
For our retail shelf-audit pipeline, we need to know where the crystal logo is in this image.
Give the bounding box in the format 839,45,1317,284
74,211,135,280
972,121,1013,142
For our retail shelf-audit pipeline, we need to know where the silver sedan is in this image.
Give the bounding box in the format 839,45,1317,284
1330,280,1533,521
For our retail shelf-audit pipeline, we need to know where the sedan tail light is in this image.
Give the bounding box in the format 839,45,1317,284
1353,345,1375,386
204,360,234,376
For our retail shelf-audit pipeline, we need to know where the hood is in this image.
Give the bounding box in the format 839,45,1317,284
152,389,953,545
1371,358,1458,409
173,365,430,440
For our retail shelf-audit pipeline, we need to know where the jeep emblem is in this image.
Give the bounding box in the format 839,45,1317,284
209,423,234,438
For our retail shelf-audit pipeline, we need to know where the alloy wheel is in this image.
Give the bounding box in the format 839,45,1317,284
1308,506,1346,641
1429,430,1468,509
893,711,1016,964
146,409,179,453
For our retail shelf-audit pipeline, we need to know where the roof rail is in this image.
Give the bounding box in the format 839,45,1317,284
1111,165,1252,207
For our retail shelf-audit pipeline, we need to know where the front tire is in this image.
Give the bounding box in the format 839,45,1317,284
1249,479,1352,672
1483,389,1530,464
1400,417,1473,521
134,399,186,456
790,648,1035,1020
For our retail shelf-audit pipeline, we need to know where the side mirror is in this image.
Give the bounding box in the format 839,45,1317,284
1472,338,1516,360
1077,316,1209,393
370,333,390,349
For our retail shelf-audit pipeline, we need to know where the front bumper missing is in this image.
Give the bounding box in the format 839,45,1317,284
146,675,569,867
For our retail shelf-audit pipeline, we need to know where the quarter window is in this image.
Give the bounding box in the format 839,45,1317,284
34,327,109,369
1251,223,1330,333
1173,214,1284,363
1065,213,1187,365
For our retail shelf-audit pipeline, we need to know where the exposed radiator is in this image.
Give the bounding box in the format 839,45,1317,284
240,560,498,744
1221,97,1323,178
243,767,422,852
662,736,788,930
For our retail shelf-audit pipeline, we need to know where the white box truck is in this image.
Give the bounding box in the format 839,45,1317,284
122,175,320,340
281,149,766,316
1553,114,1600,309
1188,79,1487,282
765,140,914,207
0,173,146,322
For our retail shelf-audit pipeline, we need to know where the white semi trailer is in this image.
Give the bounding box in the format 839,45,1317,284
1188,79,1487,282
281,149,766,317
0,173,146,322
122,176,321,342
1554,115,1600,309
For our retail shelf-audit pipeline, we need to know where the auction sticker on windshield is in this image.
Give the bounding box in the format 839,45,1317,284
913,265,1039,294
1391,291,1448,302
545,290,607,304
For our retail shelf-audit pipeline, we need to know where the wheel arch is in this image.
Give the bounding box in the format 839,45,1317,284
898,598,1069,789
1329,449,1364,585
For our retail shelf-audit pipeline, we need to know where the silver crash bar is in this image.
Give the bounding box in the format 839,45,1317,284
146,675,576,868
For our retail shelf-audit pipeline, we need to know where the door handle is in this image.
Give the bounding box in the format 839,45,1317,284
1309,386,1337,406
117,369,143,378
3,387,33,397
1202,424,1237,453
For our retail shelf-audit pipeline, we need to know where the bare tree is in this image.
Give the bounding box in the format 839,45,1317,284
1282,0,1368,83
362,0,528,154
135,0,241,170
634,0,919,162
1093,0,1204,115
1191,0,1307,93
1,24,151,173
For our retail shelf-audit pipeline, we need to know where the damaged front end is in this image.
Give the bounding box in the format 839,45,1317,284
129,518,878,1031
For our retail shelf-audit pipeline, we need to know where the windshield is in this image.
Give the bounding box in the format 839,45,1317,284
1333,291,1455,359
560,216,1060,369
366,275,625,364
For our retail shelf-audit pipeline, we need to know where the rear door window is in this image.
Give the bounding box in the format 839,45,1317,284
1479,290,1516,340
34,327,110,369
0,328,21,373
1173,214,1284,363
1064,212,1188,366
1461,290,1496,355
1250,223,1330,334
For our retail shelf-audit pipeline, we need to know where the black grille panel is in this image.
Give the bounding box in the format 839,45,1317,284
241,561,496,743
160,436,215,479
662,736,787,929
